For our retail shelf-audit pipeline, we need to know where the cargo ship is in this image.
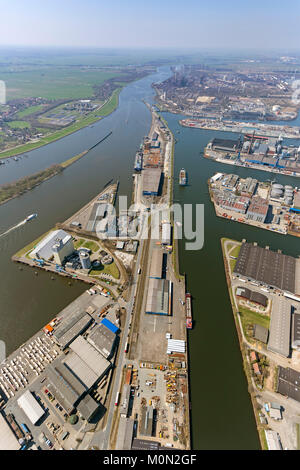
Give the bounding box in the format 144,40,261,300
179,168,187,186
134,152,143,172
185,293,193,329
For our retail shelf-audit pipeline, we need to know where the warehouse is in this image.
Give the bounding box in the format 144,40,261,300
211,137,240,153
246,197,269,223
236,287,268,307
253,324,269,344
292,313,300,350
0,413,20,450
30,229,74,261
86,203,108,232
277,367,300,402
87,323,116,359
66,336,111,388
161,222,171,245
238,177,258,197
267,300,291,357
149,248,163,279
46,364,85,414
142,168,162,196
145,278,171,315
53,311,92,350
77,394,100,422
101,317,119,334
131,438,160,450
17,390,45,425
234,242,296,294
116,417,134,450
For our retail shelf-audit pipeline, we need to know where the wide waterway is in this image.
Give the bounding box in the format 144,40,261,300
1,65,299,449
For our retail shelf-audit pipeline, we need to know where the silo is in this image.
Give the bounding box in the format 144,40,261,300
79,251,91,269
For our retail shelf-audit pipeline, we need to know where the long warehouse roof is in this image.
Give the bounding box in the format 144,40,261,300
234,242,296,293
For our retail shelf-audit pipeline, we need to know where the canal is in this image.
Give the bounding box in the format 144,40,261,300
1,65,299,449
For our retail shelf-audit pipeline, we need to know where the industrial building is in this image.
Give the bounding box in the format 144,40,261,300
17,390,45,425
236,287,268,307
87,323,117,359
0,413,20,450
253,324,269,344
238,177,258,197
46,364,86,414
145,278,171,315
267,300,291,357
161,222,172,245
277,367,300,403
86,202,108,232
211,137,241,153
30,229,74,262
149,248,163,279
234,242,296,294
101,317,119,334
66,336,111,388
292,313,300,350
142,168,162,196
216,193,250,214
79,250,91,270
131,438,160,450
246,197,269,223
116,417,134,450
77,394,100,422
53,311,92,350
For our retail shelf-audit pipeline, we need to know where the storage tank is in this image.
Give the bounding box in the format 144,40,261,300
79,251,91,269
284,197,293,205
272,183,283,190
285,185,293,190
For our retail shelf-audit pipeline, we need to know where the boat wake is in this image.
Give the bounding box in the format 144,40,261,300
0,218,27,239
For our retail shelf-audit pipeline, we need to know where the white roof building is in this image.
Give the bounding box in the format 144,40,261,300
30,229,73,261
17,390,45,425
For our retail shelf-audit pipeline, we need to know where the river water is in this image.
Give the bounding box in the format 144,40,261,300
1,65,299,449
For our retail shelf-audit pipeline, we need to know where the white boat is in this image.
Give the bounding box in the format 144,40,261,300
26,213,38,222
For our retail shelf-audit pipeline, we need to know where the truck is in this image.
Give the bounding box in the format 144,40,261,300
115,392,120,406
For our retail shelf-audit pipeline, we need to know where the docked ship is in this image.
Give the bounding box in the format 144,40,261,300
134,152,143,172
179,168,187,186
185,293,193,329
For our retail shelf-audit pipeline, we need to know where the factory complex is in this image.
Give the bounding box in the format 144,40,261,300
209,172,300,237
0,286,121,450
205,135,300,177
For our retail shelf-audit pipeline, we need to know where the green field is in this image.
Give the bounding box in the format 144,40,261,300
90,261,120,280
16,104,45,118
7,120,31,129
2,67,122,100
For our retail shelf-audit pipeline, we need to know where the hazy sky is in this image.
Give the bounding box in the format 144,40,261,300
0,0,299,51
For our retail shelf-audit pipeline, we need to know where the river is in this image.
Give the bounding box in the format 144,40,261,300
2,65,299,449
